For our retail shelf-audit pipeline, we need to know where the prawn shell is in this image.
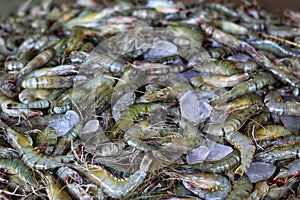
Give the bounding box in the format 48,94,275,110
254,125,293,141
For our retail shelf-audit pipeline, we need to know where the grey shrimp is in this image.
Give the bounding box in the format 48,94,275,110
201,24,300,88
0,119,74,170
0,158,38,189
16,48,55,88
24,64,78,78
167,171,232,200
194,73,250,88
18,89,52,104
214,93,263,114
253,125,294,142
178,149,240,174
226,131,256,178
255,141,300,164
56,166,93,200
21,75,86,89
72,152,153,199
0,93,42,118
215,72,276,104
203,105,261,136
192,60,240,76
264,90,300,116
4,48,38,71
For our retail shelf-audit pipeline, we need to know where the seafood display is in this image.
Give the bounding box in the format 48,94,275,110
0,0,300,199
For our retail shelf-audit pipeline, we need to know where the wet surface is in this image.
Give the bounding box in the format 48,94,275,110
1,1,300,16
184,0,300,14
0,0,299,199
0,0,73,16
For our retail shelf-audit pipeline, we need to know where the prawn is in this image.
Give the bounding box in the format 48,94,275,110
0,119,73,170
72,152,153,199
167,171,232,200
264,90,300,116
178,149,240,174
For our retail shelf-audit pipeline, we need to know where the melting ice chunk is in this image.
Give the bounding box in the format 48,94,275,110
186,146,210,165
49,110,80,137
145,38,178,59
245,162,276,183
112,92,136,121
82,119,99,134
205,142,233,161
180,91,212,125
186,140,233,164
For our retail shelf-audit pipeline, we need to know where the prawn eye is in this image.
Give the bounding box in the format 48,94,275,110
233,173,241,181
